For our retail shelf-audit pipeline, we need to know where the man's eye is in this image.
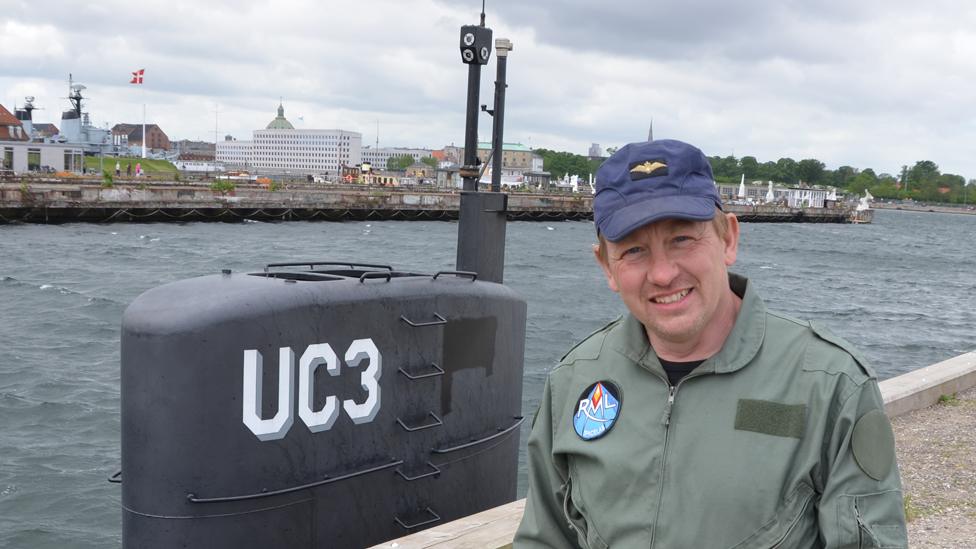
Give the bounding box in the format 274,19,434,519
620,246,645,259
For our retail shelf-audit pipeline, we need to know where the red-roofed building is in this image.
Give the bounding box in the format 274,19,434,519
112,123,171,151
32,123,60,139
0,104,29,142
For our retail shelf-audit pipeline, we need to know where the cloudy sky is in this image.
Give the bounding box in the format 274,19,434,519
3,0,976,177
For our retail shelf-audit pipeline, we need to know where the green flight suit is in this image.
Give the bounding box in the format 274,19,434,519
515,274,907,548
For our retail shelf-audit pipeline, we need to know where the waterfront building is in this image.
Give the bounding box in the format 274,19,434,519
1,104,85,173
1,139,84,173
457,142,544,178
216,103,361,177
31,123,60,139
1,105,30,143
173,159,224,173
216,135,253,169
112,123,171,152
172,139,216,161
587,143,606,160
716,182,836,208
435,166,460,189
361,146,434,170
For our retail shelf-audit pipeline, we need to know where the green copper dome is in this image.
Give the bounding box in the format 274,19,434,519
266,102,294,130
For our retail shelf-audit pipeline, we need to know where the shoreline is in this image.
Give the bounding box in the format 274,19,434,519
873,202,976,216
1,182,868,224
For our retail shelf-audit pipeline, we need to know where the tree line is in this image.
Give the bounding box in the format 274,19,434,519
533,147,973,204
707,155,972,204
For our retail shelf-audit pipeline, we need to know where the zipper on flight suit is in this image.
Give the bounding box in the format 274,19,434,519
648,377,677,549
661,385,677,426
648,368,710,549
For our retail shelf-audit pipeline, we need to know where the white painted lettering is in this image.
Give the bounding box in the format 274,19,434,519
242,338,383,440
342,339,382,424
242,348,295,441
298,343,341,433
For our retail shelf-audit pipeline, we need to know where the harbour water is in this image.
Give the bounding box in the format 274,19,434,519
1,208,974,548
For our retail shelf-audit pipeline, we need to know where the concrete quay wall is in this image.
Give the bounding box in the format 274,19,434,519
0,182,860,223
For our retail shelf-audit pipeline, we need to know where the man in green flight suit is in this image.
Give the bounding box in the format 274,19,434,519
515,139,907,548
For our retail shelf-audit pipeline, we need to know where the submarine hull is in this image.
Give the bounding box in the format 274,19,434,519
121,267,526,548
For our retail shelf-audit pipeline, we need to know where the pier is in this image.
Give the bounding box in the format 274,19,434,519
0,181,868,223
374,351,976,549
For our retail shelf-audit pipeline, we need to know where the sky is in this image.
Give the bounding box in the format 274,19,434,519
3,0,976,178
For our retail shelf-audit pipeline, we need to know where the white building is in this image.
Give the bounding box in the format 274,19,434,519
215,103,361,176
2,140,85,173
717,182,835,208
361,147,433,170
216,136,254,169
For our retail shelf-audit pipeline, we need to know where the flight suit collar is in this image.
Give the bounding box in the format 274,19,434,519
605,273,766,379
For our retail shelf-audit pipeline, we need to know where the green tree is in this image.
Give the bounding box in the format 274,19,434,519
605,146,619,155
386,155,415,171
847,170,878,195
832,166,858,188
774,158,798,184
905,160,940,190
739,156,760,180
708,155,739,180
534,148,597,179
796,159,825,185
421,156,438,168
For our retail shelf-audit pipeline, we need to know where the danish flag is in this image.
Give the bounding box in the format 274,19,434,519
130,69,144,84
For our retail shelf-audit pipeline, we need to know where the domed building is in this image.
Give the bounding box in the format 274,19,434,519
266,102,294,130
215,101,362,178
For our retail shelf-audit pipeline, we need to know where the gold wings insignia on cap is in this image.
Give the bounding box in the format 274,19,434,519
630,161,667,175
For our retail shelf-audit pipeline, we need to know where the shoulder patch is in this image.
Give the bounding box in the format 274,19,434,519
807,321,876,379
573,381,622,440
851,409,896,480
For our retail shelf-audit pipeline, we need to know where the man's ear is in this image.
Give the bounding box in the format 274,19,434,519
593,243,619,293
723,213,740,266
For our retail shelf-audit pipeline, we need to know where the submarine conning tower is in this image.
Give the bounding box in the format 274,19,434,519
118,7,525,549
120,265,526,548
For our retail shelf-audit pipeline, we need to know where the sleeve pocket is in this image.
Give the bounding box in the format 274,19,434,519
838,491,908,549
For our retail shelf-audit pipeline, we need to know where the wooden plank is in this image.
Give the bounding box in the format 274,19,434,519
368,500,525,549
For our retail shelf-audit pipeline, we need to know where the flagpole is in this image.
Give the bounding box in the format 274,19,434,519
142,69,146,159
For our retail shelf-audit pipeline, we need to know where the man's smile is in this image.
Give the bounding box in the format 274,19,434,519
650,288,692,305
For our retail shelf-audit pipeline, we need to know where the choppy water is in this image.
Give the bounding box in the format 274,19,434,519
0,209,973,548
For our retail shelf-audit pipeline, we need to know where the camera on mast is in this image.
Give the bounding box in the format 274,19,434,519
459,24,493,65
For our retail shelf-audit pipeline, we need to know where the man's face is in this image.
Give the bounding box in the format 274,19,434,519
595,214,739,354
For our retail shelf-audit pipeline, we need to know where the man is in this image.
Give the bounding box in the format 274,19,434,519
515,140,907,548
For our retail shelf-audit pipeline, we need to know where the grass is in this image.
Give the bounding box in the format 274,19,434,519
83,156,178,175
903,494,921,522
937,393,961,406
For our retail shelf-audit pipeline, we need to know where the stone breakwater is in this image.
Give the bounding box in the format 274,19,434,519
0,182,866,224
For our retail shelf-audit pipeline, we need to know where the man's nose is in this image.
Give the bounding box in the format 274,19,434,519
646,252,679,287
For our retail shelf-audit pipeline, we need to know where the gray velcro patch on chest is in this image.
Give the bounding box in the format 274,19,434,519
735,399,806,439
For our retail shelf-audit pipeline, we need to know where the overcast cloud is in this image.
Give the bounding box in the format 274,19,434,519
3,0,976,177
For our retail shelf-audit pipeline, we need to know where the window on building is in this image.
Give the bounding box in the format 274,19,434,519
3,147,12,170
28,149,41,171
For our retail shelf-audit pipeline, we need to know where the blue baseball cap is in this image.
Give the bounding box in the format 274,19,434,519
594,139,723,242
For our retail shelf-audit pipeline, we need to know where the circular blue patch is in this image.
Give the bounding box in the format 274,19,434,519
573,381,622,441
